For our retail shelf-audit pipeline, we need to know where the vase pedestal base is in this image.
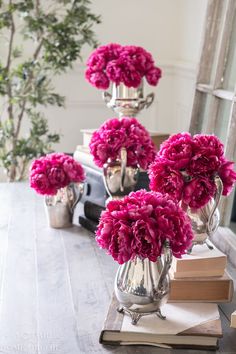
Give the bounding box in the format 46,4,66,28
117,305,166,325
187,236,214,254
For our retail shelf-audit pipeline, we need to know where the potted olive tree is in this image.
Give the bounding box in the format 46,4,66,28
0,0,100,181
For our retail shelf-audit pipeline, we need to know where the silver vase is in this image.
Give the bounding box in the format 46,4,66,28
102,81,154,117
115,242,172,325
103,148,139,204
45,183,84,228
183,175,223,251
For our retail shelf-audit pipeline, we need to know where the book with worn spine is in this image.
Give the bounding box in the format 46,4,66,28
100,294,222,349
169,270,233,303
231,311,236,328
171,242,227,279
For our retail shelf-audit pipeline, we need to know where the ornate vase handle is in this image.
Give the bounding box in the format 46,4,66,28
207,175,223,235
145,92,155,109
156,241,172,297
66,183,84,214
102,91,112,105
120,147,127,192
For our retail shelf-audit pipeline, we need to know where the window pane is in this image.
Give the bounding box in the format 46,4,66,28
215,99,232,143
209,1,229,85
198,93,212,133
222,11,236,90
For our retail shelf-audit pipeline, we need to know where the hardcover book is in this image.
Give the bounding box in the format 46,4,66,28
231,310,236,328
169,271,233,302
100,295,222,349
78,216,98,234
171,242,227,278
84,201,105,222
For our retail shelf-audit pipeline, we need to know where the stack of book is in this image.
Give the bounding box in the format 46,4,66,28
169,241,233,303
100,243,233,349
74,129,169,232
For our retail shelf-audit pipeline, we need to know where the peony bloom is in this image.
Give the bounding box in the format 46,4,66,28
218,160,236,196
30,153,85,196
89,117,156,169
158,132,193,170
182,176,217,209
85,43,162,89
85,69,109,90
149,132,236,209
96,190,194,264
148,158,184,201
146,66,162,86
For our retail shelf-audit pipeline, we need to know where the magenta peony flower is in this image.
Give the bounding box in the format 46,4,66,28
30,153,85,196
86,54,106,71
149,158,184,201
158,132,193,170
85,69,109,90
149,132,236,209
182,176,217,209
89,117,156,169
146,66,162,86
218,160,236,196
30,172,56,196
106,60,123,85
96,190,194,263
188,134,224,176
85,43,162,89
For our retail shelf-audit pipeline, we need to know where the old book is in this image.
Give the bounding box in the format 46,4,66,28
74,145,101,172
231,311,236,328
171,243,227,278
169,271,233,302
78,216,98,234
84,201,105,222
100,294,222,349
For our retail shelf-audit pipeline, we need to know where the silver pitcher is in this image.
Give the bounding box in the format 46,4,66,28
183,175,223,251
102,82,154,117
45,182,84,228
103,147,139,204
114,241,172,325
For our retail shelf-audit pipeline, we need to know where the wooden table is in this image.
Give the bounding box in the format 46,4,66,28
0,183,236,354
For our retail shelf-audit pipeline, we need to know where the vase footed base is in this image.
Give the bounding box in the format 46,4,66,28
117,305,166,325
187,238,214,254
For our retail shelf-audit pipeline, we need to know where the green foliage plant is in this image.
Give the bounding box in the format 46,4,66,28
0,0,100,181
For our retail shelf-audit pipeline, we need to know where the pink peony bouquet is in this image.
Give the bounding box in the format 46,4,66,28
89,117,156,169
96,189,194,264
30,153,85,195
149,133,236,209
85,43,162,89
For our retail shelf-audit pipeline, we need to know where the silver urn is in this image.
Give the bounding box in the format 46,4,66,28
114,242,172,325
102,81,154,117
103,148,139,204
45,183,84,228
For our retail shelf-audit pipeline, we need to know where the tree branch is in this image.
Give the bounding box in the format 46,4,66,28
15,38,44,139
6,0,15,123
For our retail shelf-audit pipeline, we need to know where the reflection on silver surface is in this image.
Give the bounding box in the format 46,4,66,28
103,82,154,117
184,175,223,249
114,242,172,325
45,183,84,228
103,148,139,204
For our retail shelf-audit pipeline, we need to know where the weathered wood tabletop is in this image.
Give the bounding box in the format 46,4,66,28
0,183,236,354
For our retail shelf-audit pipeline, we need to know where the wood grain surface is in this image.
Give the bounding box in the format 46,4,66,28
0,183,235,354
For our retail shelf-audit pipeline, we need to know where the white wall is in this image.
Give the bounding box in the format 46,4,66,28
0,0,208,172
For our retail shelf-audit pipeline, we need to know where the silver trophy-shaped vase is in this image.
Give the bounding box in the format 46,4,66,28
103,148,139,204
102,81,154,118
